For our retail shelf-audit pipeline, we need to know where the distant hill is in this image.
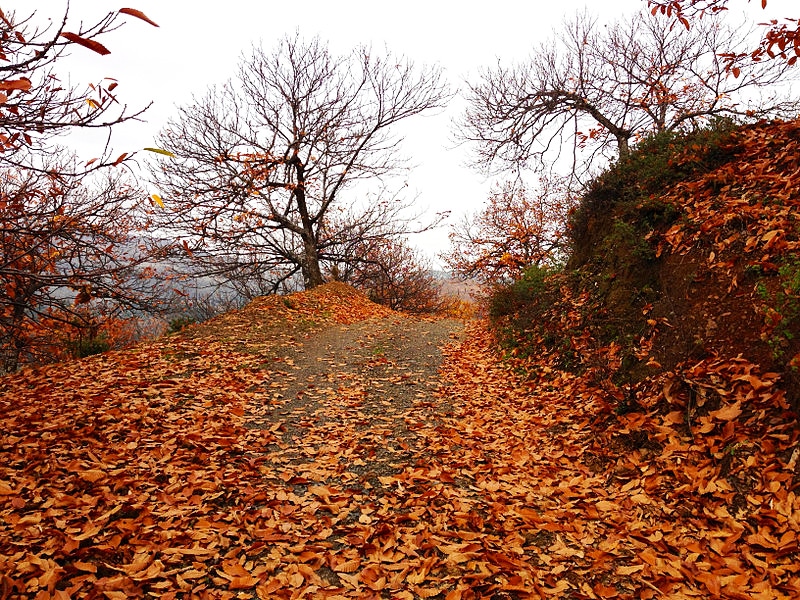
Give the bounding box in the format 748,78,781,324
429,270,483,300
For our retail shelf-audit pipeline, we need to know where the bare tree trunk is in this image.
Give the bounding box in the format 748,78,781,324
301,236,325,289
617,135,631,159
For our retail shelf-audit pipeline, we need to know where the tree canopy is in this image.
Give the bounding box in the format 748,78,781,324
459,9,798,178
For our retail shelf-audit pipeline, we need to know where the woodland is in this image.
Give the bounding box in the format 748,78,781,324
2,0,800,598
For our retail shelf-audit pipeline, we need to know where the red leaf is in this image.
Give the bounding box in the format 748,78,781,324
60,32,111,56
0,78,31,92
119,8,159,27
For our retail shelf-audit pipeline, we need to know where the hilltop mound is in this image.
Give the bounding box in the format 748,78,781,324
208,281,394,329
174,282,394,344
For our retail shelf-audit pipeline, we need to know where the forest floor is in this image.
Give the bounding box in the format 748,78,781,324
1,283,798,599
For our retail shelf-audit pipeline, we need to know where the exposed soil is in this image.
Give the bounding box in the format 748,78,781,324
244,314,465,490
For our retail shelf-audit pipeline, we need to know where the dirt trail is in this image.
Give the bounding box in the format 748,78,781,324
244,314,464,494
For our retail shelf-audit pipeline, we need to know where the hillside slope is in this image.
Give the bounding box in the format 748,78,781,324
495,119,800,397
487,119,800,596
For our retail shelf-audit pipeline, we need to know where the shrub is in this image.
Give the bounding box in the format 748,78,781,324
66,334,111,358
568,117,741,259
489,264,553,320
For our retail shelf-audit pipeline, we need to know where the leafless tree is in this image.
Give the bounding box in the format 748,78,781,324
459,9,799,177
151,34,451,292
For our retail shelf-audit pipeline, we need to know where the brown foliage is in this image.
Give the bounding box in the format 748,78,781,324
332,238,446,314
0,169,167,371
1,283,798,597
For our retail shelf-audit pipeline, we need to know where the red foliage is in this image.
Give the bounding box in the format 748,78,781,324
648,0,799,66
0,169,166,371
333,238,446,314
443,180,574,283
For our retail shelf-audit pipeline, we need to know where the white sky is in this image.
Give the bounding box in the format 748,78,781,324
6,0,796,266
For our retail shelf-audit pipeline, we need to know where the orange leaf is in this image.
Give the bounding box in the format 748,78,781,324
446,589,465,600
221,560,250,578
61,32,111,55
593,582,619,598
333,559,360,573
710,401,742,421
228,575,258,590
74,561,97,573
695,572,721,597
80,469,106,483
119,8,160,27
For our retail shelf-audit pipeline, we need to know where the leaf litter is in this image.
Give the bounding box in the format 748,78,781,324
0,281,798,598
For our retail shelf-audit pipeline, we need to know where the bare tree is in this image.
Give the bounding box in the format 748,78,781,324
151,34,451,292
459,9,799,176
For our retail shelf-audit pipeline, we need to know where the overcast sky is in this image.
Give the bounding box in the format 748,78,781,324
7,0,795,265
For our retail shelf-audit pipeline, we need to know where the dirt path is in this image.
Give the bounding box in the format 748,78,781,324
244,313,464,499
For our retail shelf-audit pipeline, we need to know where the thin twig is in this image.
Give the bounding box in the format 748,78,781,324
637,577,665,596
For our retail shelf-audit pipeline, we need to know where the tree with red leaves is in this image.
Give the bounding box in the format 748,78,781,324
647,1,799,66
0,6,164,371
331,236,445,313
442,179,572,284
0,5,157,174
